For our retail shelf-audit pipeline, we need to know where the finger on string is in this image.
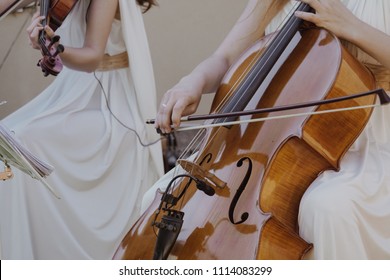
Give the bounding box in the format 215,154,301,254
29,26,44,48
26,16,45,34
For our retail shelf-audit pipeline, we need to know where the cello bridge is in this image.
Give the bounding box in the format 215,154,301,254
177,159,226,189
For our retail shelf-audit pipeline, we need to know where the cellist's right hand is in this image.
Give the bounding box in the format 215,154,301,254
155,76,203,135
154,0,274,135
154,51,237,135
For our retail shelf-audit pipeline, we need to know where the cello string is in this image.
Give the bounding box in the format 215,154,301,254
173,2,302,173
225,2,303,115
204,2,300,115
166,130,206,203
211,1,301,115
178,2,301,147
149,3,313,224
151,2,304,206
167,2,303,196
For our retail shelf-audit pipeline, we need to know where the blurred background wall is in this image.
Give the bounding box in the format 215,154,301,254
0,0,247,119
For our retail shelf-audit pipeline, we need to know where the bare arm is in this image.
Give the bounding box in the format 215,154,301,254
59,0,118,72
27,0,118,72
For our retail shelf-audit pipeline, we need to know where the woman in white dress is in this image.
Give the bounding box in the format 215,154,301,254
153,0,390,259
0,0,164,259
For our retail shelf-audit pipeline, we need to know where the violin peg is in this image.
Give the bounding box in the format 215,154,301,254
51,35,60,43
52,45,65,57
47,35,61,49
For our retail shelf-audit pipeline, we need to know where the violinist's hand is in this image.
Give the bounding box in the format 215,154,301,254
155,79,203,134
26,12,56,50
294,0,361,42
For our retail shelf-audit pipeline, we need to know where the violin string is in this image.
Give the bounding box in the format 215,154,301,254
38,1,50,54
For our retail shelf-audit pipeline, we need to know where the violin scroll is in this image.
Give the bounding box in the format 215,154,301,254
37,35,64,76
36,0,79,76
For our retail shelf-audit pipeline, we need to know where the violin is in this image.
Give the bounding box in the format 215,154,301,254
37,0,78,76
113,2,384,259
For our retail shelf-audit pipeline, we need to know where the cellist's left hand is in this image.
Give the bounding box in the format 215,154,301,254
294,0,361,42
295,0,390,70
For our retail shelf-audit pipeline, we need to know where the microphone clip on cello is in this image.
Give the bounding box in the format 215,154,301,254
151,175,185,260
151,172,218,259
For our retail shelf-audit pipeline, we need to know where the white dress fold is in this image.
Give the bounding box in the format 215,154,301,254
0,0,163,259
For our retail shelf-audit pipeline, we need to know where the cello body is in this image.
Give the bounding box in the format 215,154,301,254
113,27,376,260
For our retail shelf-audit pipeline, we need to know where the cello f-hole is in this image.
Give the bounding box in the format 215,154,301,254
229,157,252,225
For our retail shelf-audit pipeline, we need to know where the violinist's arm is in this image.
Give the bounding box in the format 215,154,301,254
27,0,118,72
296,0,390,70
58,0,118,72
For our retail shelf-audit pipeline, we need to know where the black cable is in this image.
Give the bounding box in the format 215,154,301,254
93,71,163,147
1,5,161,148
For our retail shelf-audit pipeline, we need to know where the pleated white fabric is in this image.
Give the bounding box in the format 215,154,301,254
0,0,163,259
268,0,390,259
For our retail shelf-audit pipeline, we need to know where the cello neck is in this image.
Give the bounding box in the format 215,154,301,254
218,2,313,123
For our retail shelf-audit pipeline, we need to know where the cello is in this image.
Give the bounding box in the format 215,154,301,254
113,2,385,259
37,0,78,76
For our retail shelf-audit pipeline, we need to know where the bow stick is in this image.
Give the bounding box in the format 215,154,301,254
147,88,390,132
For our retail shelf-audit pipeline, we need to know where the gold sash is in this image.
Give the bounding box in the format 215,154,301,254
96,52,129,71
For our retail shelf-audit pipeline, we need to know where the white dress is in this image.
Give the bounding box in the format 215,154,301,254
266,0,390,259
0,0,164,259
